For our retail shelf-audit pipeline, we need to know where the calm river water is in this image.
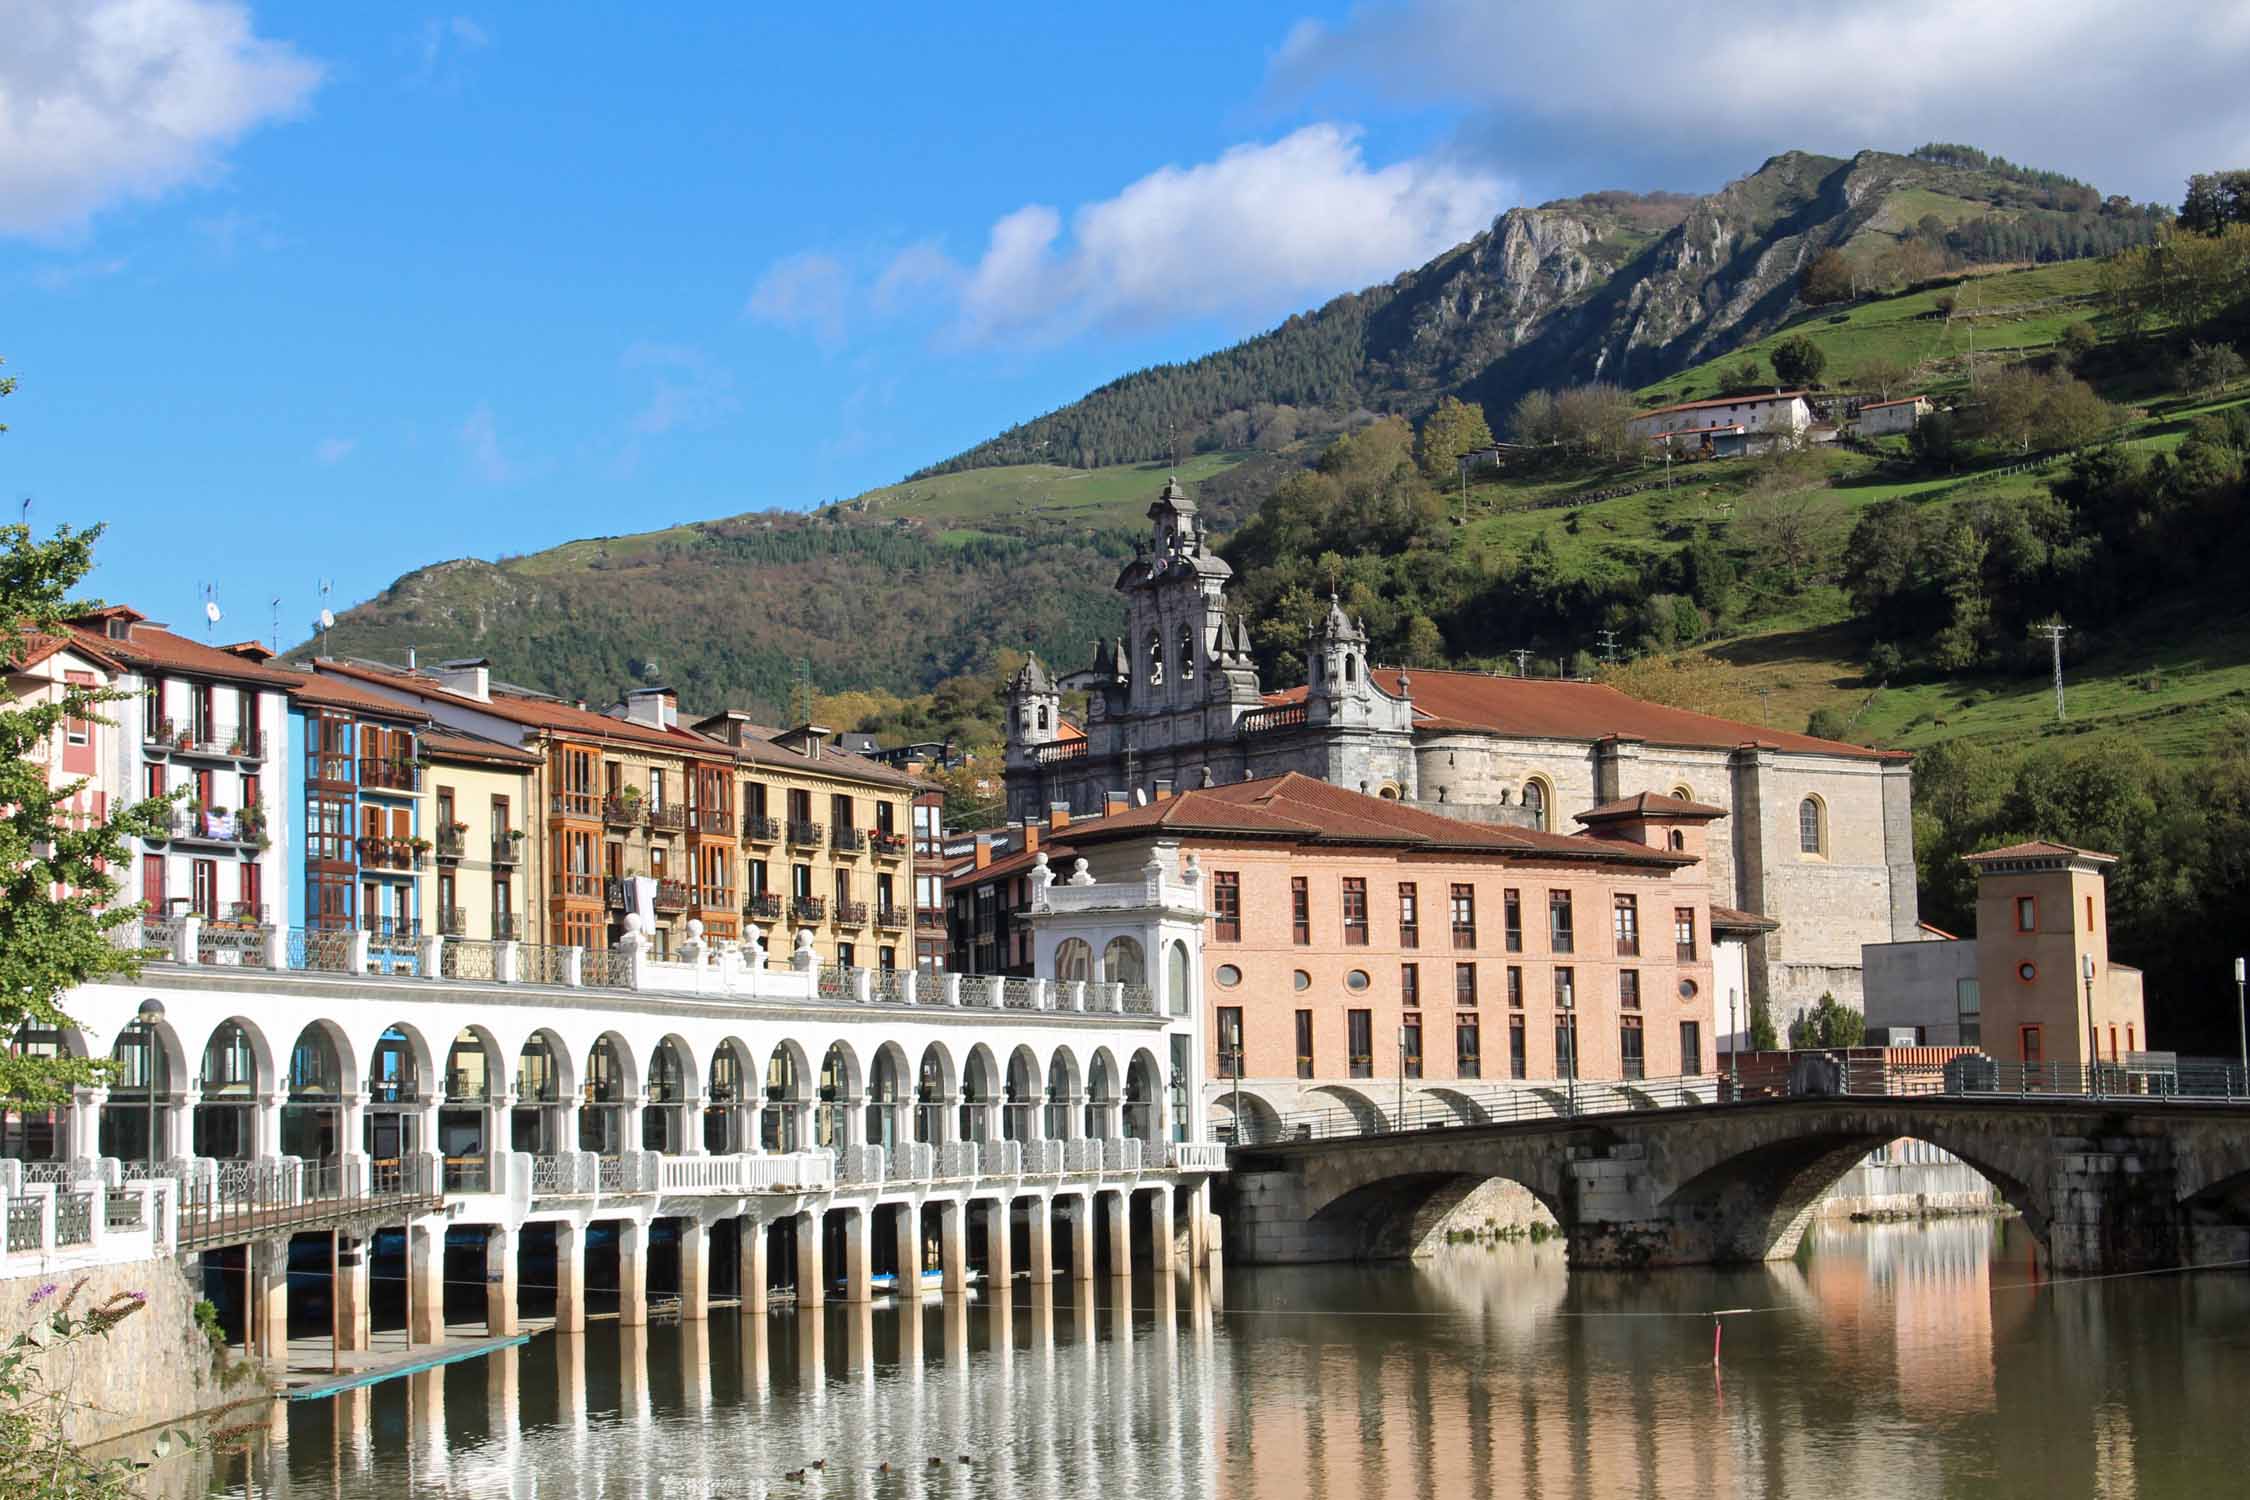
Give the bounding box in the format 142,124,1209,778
209,1219,2250,1499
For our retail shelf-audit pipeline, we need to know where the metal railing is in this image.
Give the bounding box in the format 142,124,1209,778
52,1191,92,1247
491,832,524,865
831,827,865,854
1120,983,1155,1015
175,1157,440,1254
587,949,634,987
835,899,869,927
444,1156,490,1192
517,944,571,986
6,1197,42,1249
437,938,497,981
1002,978,1040,1011
742,814,781,842
787,820,824,848
817,964,850,1002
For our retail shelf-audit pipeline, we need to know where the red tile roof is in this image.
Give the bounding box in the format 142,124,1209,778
278,667,432,721
1710,904,1780,933
315,659,728,757
7,631,123,674
64,614,304,688
422,727,543,767
1860,395,1929,410
1962,840,2118,864
1266,668,1899,760
1049,773,1691,868
1576,791,1728,823
1634,390,1812,420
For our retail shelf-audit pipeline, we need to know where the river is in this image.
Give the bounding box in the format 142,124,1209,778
208,1218,2250,1499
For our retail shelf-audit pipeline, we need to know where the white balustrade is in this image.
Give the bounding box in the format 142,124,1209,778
889,1141,935,1182
1172,1142,1228,1171
1063,1139,1099,1173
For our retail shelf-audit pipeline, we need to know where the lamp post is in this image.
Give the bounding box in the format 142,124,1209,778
1396,1025,1406,1131
2081,953,2099,1098
135,997,165,1176
2235,957,2246,1097
1729,988,1740,1094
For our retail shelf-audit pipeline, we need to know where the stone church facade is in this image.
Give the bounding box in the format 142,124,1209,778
1005,478,1918,1017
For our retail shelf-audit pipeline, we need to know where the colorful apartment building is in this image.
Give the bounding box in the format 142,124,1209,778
7,628,130,853
281,668,432,969
62,608,294,929
422,728,542,945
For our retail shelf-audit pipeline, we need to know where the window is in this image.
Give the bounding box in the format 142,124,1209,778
1674,907,1697,961
1620,969,1641,1010
2015,895,2037,932
1620,1016,1645,1080
2020,1025,2043,1064
1342,878,1369,945
1217,1007,1245,1079
1554,967,1575,1010
1554,1015,1579,1080
1398,882,1419,948
1292,969,1311,991
2085,893,2094,930
1449,884,1476,947
1956,978,1981,1046
1613,894,1640,957
1548,891,1574,954
63,671,91,747
1213,871,1241,941
1345,969,1371,992
1347,1010,1373,1078
792,863,813,898
1503,889,1522,952
191,858,219,919
1508,1017,1527,1079
879,946,896,970
831,792,853,831
1799,796,1825,855
1507,965,1523,1008
1295,1010,1314,1079
1668,829,1685,851
1401,1013,1423,1079
1291,877,1310,945
1454,962,1477,1006
1680,1021,1702,1076
1522,778,1549,832
144,762,165,801
1213,963,1241,988
836,941,855,968
1456,1014,1481,1079
1402,963,1420,1006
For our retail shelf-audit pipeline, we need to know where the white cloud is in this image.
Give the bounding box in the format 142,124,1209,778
410,14,489,89
745,252,852,351
1269,1,2250,203
193,207,286,258
459,403,512,484
313,436,355,465
621,342,739,438
0,0,321,239
877,124,1508,346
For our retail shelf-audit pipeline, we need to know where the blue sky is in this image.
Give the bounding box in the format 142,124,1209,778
3,2,2238,647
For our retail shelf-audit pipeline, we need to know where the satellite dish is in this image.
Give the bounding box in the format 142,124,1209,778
319,609,335,630
204,601,222,624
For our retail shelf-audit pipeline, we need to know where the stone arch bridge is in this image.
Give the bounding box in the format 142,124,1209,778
1223,1095,2250,1273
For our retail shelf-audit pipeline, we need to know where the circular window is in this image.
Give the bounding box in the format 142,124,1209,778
1678,978,1700,999
2017,961,2037,983
1345,969,1371,992
1292,970,1311,991
1214,964,1242,988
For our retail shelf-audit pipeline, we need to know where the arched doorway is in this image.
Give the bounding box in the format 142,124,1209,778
1123,1050,1163,1142
579,1033,632,1157
959,1046,998,1144
440,1028,495,1189
193,1019,262,1162
865,1044,907,1152
282,1023,348,1188
644,1037,692,1154
512,1031,568,1156
365,1024,428,1182
706,1041,751,1154
762,1042,808,1153
1084,1049,1120,1140
100,1018,182,1172
2,1024,75,1167
1044,1048,1082,1141
915,1044,954,1145
1165,940,1191,1017
1003,1046,1039,1142
816,1042,860,1150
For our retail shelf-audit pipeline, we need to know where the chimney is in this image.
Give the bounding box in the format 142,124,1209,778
1154,777,1174,802
408,646,417,670
1023,821,1040,854
429,658,492,703
1104,791,1128,816
622,686,678,731
974,833,994,869
1047,801,1069,830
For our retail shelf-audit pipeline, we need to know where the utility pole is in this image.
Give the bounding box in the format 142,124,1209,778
1510,649,1532,679
2033,621,2069,722
1755,686,1772,724
2235,957,2246,1097
1596,629,1621,666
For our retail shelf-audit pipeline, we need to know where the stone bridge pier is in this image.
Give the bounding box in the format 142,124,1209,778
1220,1099,2250,1274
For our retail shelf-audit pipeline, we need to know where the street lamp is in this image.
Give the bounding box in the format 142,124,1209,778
2081,953,2099,1098
134,998,165,1176
1729,988,1740,1094
2235,957,2246,1097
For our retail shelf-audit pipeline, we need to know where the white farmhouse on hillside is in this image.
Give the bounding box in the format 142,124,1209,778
1628,391,1814,453
1857,394,1933,437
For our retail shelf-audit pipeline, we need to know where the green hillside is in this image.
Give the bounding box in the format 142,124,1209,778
823,449,1258,540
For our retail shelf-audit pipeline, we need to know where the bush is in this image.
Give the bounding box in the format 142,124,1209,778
1805,707,1851,740
1787,992,1868,1049
2057,321,2098,368
1866,641,1904,679
1772,335,1828,388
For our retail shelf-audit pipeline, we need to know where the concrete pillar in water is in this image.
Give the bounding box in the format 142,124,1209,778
1106,1189,1131,1279
1187,1179,1209,1267
553,1220,588,1334
1025,1196,1053,1285
1068,1194,1095,1283
795,1209,825,1309
986,1196,1013,1289
484,1224,519,1337
740,1213,769,1316
677,1215,711,1322
335,1234,371,1353
938,1199,968,1294
1148,1183,1175,1275
893,1202,922,1287
408,1218,446,1345
252,1237,291,1364
840,1206,872,1303
617,1218,650,1327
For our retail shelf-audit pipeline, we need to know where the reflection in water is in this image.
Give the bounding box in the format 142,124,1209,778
215,1219,2250,1499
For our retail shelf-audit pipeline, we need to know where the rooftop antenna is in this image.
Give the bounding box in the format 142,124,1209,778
269,596,282,656
199,583,222,640
2033,620,2069,721
1756,685,1772,724
1596,628,1621,665
314,578,334,657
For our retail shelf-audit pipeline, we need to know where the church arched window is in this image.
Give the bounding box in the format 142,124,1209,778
1522,777,1550,832
1146,631,1165,688
1343,653,1357,684
1036,704,1049,732
1179,623,1196,681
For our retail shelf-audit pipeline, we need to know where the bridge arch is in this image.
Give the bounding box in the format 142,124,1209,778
1212,1090,1285,1146
1299,1084,1385,1133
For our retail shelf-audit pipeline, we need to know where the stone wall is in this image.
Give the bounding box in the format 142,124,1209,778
1,1252,261,1450
1814,1157,2000,1219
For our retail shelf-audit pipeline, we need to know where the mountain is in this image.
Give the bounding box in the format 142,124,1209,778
306,145,2161,711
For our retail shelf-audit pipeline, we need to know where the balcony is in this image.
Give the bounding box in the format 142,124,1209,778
870,830,909,858
790,895,827,924
831,826,866,855
491,831,523,865
435,826,467,861
167,805,270,849
875,903,909,929
603,877,628,911
692,808,732,836
833,899,870,927
438,907,468,937
356,836,428,873
550,791,598,820
745,892,784,922
305,750,353,785
654,879,690,913
361,914,421,941
696,884,733,911
787,820,824,848
221,902,269,926
602,796,644,828
742,814,781,843
156,721,268,762
492,912,521,941
647,805,688,835
550,871,600,901
358,757,420,793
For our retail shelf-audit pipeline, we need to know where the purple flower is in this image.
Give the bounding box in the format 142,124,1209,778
127,1291,147,1304
26,1283,59,1307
